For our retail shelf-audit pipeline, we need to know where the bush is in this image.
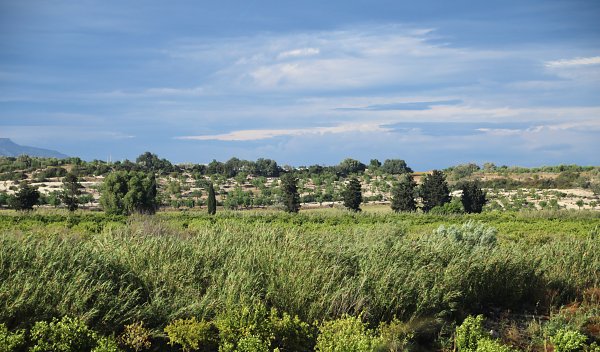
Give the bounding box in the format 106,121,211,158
120,321,152,352
235,335,270,352
550,329,588,352
30,316,97,352
0,323,26,352
215,304,274,351
164,317,217,352
377,319,415,351
315,315,382,352
433,221,497,248
455,315,486,352
475,338,513,352
93,336,123,352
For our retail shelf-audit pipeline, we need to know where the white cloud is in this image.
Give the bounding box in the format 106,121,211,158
545,56,600,68
176,123,390,141
277,47,320,60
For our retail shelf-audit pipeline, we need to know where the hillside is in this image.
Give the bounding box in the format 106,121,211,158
0,138,68,158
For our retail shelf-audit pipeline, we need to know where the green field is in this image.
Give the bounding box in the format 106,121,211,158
1,209,599,351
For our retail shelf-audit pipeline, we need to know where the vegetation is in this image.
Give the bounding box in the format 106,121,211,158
61,172,83,211
342,177,362,212
420,170,451,212
0,211,599,350
99,171,158,215
8,181,40,211
391,174,417,212
280,173,300,213
461,181,487,214
207,182,217,215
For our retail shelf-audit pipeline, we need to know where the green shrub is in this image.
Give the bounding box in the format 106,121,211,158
434,221,497,248
315,315,382,352
235,335,270,352
215,304,274,351
550,329,588,352
119,321,151,352
475,338,513,352
455,315,486,352
378,319,415,351
29,316,97,352
0,323,26,352
269,308,315,352
164,317,217,352
92,336,123,352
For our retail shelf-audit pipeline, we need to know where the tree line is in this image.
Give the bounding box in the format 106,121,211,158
1,152,489,214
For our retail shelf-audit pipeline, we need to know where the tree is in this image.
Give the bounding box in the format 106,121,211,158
461,181,487,213
100,171,158,215
9,182,40,211
61,172,83,211
420,170,450,212
337,158,366,176
207,183,216,215
391,174,417,212
381,159,413,175
280,173,300,213
369,159,381,169
342,177,362,212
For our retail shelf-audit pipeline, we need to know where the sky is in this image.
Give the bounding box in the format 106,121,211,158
1,0,599,170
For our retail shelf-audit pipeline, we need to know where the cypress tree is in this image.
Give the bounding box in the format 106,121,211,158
461,181,487,213
61,172,83,212
207,182,217,215
342,177,362,212
9,182,40,211
280,173,300,213
391,174,417,212
420,170,450,212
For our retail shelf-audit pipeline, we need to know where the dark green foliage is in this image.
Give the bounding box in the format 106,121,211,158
391,174,417,212
8,182,40,211
30,316,97,352
208,183,217,215
381,159,413,174
135,151,173,174
420,170,450,212
461,181,487,213
61,172,83,212
253,158,281,177
337,158,366,176
342,177,362,212
100,171,158,215
0,323,25,352
369,159,381,169
280,173,300,213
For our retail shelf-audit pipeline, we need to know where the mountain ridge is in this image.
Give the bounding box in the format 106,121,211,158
0,138,68,158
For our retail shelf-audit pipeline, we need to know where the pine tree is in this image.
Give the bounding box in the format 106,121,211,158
391,174,416,212
207,182,217,215
342,177,362,212
9,182,40,211
280,173,300,213
420,170,450,212
461,181,487,213
61,172,83,212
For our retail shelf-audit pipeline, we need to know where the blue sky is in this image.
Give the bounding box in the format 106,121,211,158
1,0,599,170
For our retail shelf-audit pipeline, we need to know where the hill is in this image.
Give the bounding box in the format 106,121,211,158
0,138,68,158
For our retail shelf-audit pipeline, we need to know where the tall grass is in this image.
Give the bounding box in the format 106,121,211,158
1,213,599,336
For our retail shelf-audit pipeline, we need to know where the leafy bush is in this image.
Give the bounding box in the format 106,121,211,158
0,323,26,352
377,319,415,351
120,321,151,351
550,329,588,352
235,335,270,352
434,221,497,248
215,304,274,351
270,308,315,352
315,315,382,352
164,317,217,352
29,316,97,352
455,315,486,352
475,338,513,352
93,336,123,352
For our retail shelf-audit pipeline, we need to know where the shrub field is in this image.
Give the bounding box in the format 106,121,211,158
1,210,599,351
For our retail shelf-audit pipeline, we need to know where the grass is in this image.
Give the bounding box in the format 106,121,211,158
0,209,599,350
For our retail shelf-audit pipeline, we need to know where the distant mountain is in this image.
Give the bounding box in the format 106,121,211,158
0,138,68,158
